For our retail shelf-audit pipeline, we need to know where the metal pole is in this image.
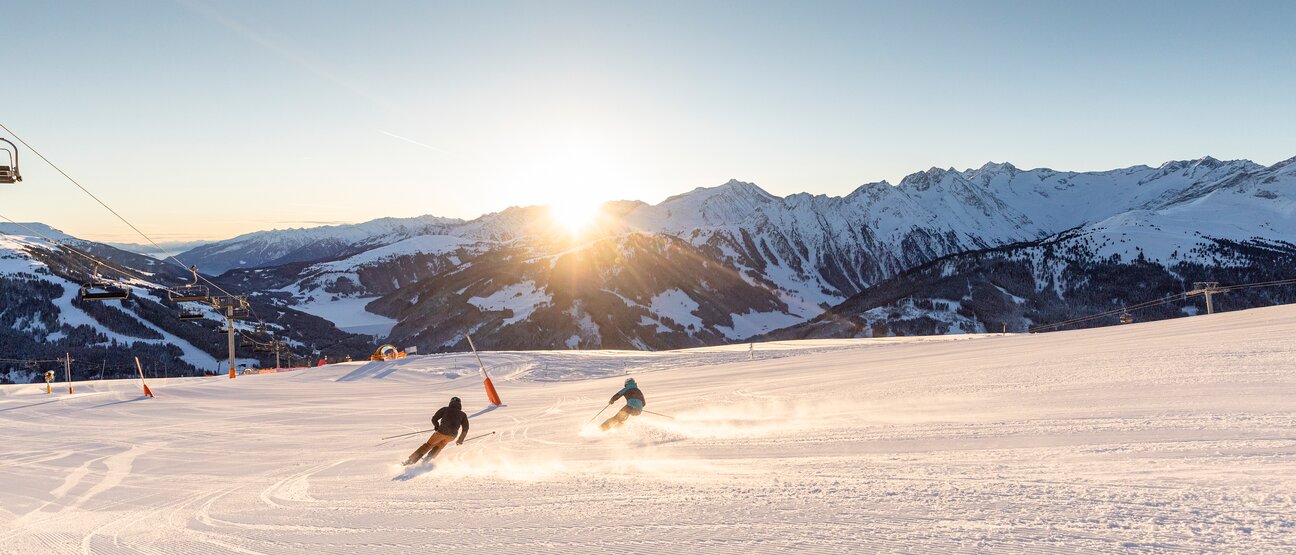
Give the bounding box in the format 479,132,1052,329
464,333,487,374
65,353,72,394
1204,288,1215,315
641,409,675,420
588,403,611,424
461,431,495,443
381,427,437,441
227,310,236,379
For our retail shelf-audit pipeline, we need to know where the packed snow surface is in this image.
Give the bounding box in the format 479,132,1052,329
2,306,1295,553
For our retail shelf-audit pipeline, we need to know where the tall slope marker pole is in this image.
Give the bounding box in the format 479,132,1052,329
134,357,155,398
464,333,503,406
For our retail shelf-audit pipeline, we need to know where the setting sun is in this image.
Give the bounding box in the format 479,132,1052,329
547,197,603,236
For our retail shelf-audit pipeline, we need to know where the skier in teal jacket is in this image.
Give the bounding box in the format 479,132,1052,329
601,377,645,431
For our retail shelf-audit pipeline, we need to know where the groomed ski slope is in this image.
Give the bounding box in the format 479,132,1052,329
2,306,1295,553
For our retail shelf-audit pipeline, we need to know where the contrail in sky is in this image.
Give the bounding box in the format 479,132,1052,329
378,130,453,156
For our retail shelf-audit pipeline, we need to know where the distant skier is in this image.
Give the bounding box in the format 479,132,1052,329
402,396,470,465
600,377,645,431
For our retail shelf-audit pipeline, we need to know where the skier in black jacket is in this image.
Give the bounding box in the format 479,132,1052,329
403,396,470,465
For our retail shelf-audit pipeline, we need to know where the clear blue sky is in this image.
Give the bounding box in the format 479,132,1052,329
3,0,1294,242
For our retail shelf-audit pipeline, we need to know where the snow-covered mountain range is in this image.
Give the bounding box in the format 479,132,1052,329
195,155,1296,351
179,215,465,274
5,154,1294,368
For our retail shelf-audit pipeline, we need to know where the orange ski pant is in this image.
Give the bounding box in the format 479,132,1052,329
408,432,455,462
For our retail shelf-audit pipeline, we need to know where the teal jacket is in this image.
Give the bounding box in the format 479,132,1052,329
611,383,646,410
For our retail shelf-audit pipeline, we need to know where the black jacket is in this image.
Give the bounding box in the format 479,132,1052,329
432,400,469,440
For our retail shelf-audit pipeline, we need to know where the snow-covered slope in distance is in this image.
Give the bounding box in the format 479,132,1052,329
1,303,1293,552
764,156,1296,339
0,225,377,379
252,155,1296,347
0,227,238,371
179,215,465,274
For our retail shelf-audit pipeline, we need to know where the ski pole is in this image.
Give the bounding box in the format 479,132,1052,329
641,409,675,420
381,428,436,441
588,403,611,424
461,431,496,443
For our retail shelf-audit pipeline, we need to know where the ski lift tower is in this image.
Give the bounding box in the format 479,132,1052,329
1186,282,1222,315
212,296,250,378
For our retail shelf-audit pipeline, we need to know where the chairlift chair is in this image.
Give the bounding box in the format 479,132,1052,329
0,138,21,184
253,339,276,354
169,265,210,303
79,264,130,301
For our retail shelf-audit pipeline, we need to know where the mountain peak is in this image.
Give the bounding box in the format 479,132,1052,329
661,179,777,205
976,161,1019,173
898,167,959,191
717,179,775,197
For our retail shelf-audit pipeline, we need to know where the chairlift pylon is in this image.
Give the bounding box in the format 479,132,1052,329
211,295,251,320
0,137,21,184
79,263,130,301
169,265,210,303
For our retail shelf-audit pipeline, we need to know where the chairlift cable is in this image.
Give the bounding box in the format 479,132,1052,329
0,122,274,327
1031,276,1296,332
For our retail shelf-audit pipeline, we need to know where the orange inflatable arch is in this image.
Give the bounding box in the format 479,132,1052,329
370,344,407,361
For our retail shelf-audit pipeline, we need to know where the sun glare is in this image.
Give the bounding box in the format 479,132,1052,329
548,198,603,236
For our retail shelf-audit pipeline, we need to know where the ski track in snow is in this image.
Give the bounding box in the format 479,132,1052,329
2,306,1295,553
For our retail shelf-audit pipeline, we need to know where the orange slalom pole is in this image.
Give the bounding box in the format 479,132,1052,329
483,376,502,406
134,357,155,398
464,333,502,406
